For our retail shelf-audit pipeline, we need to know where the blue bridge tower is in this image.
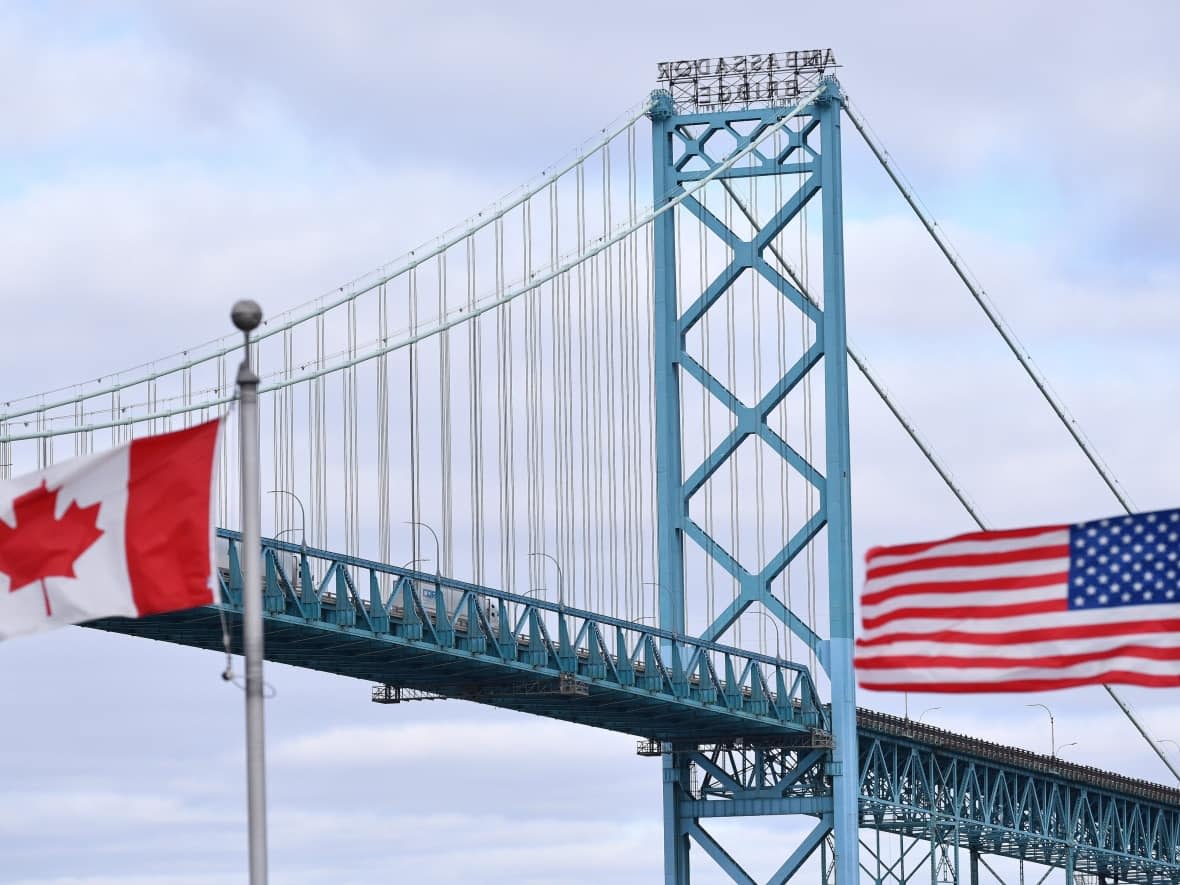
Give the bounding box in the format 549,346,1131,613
649,74,859,883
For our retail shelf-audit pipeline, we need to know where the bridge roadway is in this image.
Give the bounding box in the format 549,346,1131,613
88,531,1180,882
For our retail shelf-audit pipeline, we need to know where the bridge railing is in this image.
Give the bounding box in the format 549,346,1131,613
214,529,830,733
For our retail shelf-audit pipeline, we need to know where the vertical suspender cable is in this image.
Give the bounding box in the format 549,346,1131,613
750,173,768,656
346,299,359,554
439,253,453,576
643,207,657,622
377,283,392,587
603,145,621,617
724,192,740,648
800,160,817,679
466,235,484,584
495,217,512,592
409,270,422,567
550,179,565,602
285,330,294,535
218,360,228,526
576,163,591,610
592,154,606,613
312,313,326,547
699,190,715,632
604,145,623,618
525,198,541,590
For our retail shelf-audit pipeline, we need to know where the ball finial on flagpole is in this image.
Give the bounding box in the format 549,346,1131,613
231,299,263,333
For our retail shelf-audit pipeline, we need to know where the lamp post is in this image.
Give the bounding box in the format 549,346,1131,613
1026,703,1056,757
266,490,305,547
402,557,430,572
405,520,441,597
528,552,565,609
1055,741,1078,757
268,492,307,597
746,609,783,661
918,706,941,724
642,580,670,624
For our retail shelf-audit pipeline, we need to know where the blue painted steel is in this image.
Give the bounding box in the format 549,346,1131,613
94,530,826,741
647,76,859,882
857,710,1180,884
663,751,692,884
816,81,861,884
650,89,687,650
86,532,1180,882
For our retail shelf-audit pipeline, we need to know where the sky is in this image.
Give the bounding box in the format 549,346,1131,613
1,2,1179,883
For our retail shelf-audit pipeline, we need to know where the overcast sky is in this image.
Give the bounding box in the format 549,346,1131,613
1,2,1179,883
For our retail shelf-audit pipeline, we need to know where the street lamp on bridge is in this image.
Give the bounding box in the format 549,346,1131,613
1026,703,1057,758
528,552,565,609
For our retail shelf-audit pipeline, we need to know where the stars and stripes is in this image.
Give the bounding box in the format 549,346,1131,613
855,509,1180,693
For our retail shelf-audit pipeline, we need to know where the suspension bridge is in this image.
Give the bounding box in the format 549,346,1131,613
2,53,1177,884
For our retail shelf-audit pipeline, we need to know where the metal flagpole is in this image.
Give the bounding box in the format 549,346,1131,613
232,299,268,883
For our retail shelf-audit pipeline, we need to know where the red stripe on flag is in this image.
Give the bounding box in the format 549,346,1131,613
862,570,1068,607
125,421,219,616
857,672,1180,693
855,617,1180,648
865,524,1069,561
856,643,1180,671
861,597,1066,630
864,544,1070,580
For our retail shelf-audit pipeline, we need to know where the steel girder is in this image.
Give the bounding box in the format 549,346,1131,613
655,727,1180,885
858,722,1180,884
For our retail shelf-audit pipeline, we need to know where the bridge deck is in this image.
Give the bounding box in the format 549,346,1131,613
88,532,1180,881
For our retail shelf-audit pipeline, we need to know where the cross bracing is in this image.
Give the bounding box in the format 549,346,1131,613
86,531,1180,882
858,712,1180,884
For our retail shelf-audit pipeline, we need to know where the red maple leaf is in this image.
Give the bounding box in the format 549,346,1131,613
0,480,104,616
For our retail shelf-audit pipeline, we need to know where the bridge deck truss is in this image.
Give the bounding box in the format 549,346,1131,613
91,531,827,743
87,533,1180,882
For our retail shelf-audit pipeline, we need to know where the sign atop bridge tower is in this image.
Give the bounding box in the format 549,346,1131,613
656,49,838,111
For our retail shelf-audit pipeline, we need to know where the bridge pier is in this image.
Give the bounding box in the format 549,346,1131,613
663,749,693,884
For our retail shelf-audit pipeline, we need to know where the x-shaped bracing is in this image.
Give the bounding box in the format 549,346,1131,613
673,173,828,661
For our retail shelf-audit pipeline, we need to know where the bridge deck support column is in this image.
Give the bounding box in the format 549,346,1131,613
663,749,691,884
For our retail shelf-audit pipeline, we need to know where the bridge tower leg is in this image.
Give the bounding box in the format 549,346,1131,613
649,77,857,884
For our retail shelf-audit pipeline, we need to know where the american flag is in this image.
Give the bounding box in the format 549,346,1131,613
855,509,1180,692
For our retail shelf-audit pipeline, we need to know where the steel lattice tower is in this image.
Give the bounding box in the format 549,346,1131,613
649,76,858,884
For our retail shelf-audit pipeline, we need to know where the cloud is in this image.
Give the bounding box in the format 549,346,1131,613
2,3,1179,883
271,718,633,766
0,790,207,832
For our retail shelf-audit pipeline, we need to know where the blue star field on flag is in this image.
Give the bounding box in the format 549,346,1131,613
1068,509,1180,610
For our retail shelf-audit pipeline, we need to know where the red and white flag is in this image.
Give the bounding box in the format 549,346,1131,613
0,420,221,640
856,509,1180,692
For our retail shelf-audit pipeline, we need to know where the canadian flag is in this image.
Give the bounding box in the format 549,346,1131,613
0,420,221,640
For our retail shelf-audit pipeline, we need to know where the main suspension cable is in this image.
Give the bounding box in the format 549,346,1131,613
842,95,1176,784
